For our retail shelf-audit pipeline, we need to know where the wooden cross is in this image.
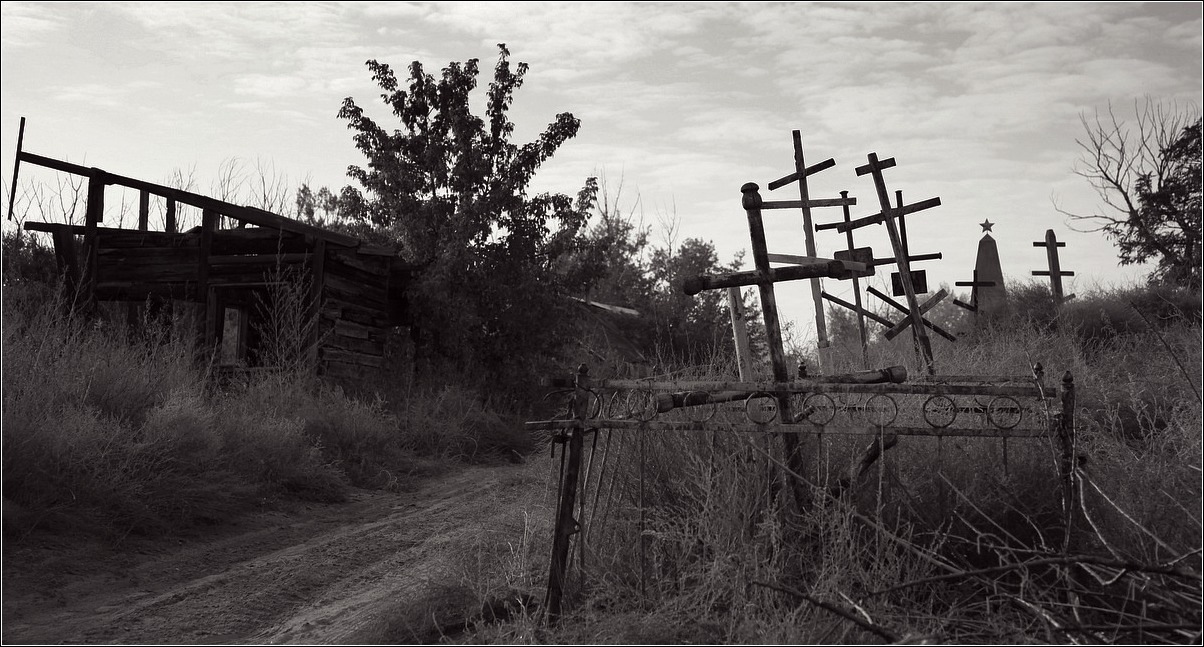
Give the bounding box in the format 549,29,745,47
760,130,863,373
866,285,957,342
682,182,867,511
835,153,942,374
815,190,943,306
1032,229,1075,303
953,269,996,312
832,190,869,366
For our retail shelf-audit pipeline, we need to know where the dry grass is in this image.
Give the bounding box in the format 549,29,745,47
464,284,1202,644
0,279,518,540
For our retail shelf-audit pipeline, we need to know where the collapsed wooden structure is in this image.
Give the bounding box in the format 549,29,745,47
14,136,415,386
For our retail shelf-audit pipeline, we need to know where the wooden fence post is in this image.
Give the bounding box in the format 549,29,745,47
546,364,590,624
1058,371,1076,554
726,287,755,381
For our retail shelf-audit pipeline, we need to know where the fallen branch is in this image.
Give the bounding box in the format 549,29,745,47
751,580,901,642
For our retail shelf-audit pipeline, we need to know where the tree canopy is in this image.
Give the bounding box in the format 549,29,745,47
335,44,593,383
1061,99,1202,291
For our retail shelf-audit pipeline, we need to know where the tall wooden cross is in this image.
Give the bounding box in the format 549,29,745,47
1032,229,1075,303
760,130,861,373
833,153,942,374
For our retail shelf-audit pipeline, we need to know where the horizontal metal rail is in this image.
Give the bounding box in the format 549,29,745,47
525,418,1052,438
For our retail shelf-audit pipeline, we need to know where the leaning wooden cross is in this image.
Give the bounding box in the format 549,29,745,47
1032,229,1075,303
817,153,945,374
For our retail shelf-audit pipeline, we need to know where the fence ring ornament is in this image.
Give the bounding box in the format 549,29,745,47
683,391,719,423
626,389,658,422
606,391,626,419
587,389,604,419
802,393,837,425
988,396,1023,429
862,393,898,427
922,395,957,428
744,392,779,424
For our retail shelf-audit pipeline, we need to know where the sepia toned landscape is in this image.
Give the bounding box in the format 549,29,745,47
2,3,1201,645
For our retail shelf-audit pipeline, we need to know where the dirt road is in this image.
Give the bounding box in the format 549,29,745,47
2,462,553,644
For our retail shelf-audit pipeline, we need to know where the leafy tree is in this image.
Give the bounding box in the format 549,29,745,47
335,44,593,384
1059,99,1202,290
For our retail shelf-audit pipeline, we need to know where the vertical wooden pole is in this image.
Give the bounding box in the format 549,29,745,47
129,190,151,335
547,364,589,624
742,182,808,512
726,287,755,381
860,154,935,374
137,190,150,231
82,170,105,314
1033,229,1074,304
196,209,216,359
165,198,177,233
840,190,869,368
1058,371,1076,554
7,116,25,222
790,131,830,373
896,190,923,369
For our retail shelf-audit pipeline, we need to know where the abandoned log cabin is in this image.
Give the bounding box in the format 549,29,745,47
18,150,416,387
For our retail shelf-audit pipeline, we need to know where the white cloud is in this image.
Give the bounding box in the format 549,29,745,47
0,2,63,49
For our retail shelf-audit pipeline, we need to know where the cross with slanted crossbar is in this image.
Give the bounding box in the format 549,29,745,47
953,269,997,312
832,153,943,374
1032,229,1075,303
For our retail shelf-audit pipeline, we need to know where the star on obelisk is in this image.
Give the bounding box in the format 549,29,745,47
980,219,994,233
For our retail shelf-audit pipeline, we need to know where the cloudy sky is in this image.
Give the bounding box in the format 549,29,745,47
2,1,1201,347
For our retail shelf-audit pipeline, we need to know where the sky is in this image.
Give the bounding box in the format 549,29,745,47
2,1,1201,352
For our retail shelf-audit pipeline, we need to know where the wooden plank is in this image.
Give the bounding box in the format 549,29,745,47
324,333,384,356
760,197,856,210
7,117,24,223
859,154,936,373
210,228,308,255
209,253,310,266
97,246,201,260
165,198,177,233
138,190,149,231
82,172,105,307
883,288,949,341
323,272,388,308
727,287,755,381
320,303,391,328
766,157,836,190
327,247,391,276
819,197,942,233
588,378,1042,398
319,347,384,368
683,260,867,296
334,318,378,340
97,261,199,283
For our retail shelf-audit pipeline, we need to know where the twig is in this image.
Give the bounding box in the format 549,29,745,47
1129,300,1201,403
1078,468,1180,557
751,581,901,642
864,554,1201,599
